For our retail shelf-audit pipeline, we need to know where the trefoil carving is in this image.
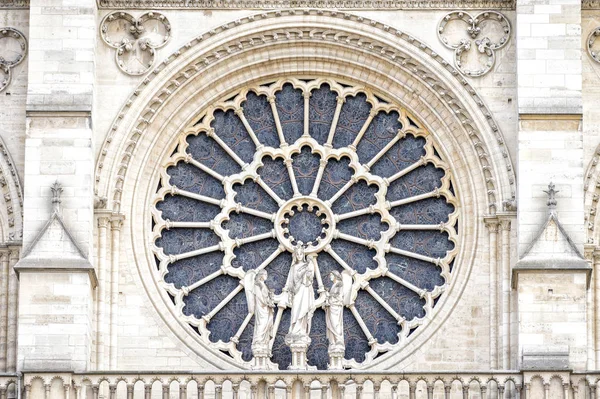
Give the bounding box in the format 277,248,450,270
100,11,171,76
437,11,510,77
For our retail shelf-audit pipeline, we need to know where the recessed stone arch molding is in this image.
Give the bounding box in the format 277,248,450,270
95,9,515,370
0,136,23,242
583,145,600,245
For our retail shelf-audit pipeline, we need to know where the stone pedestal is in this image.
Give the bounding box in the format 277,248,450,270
289,342,309,370
251,347,270,370
328,347,344,370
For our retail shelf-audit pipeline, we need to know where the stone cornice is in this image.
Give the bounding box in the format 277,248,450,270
13,0,600,10
95,0,516,10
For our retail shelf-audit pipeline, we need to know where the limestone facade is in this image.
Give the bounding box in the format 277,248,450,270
1,0,600,398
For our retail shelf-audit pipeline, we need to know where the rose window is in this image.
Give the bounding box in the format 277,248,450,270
152,78,458,369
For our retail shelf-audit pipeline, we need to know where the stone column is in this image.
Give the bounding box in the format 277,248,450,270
6,247,18,372
499,217,513,369
485,218,499,369
594,249,600,367
409,383,416,399
0,250,8,372
109,215,123,369
95,213,110,369
444,384,451,399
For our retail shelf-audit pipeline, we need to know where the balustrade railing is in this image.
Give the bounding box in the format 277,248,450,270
2,371,599,399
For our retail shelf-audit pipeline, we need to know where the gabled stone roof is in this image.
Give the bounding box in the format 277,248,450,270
14,182,96,286
513,183,591,288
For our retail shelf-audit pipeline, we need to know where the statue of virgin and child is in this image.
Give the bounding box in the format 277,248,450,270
245,244,351,359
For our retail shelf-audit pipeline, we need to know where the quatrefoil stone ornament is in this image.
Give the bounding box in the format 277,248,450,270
0,28,27,93
437,11,510,77
100,11,171,76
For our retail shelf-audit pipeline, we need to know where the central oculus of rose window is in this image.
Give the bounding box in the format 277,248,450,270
277,197,334,252
152,78,458,370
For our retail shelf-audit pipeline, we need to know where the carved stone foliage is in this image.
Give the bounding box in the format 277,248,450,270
0,137,23,242
151,78,459,370
438,11,510,77
0,28,27,93
0,1,29,8
100,11,171,76
584,0,600,9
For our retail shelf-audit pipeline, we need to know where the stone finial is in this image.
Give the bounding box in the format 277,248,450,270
51,181,63,213
543,182,559,214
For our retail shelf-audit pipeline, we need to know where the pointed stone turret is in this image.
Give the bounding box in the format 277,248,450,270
514,182,590,371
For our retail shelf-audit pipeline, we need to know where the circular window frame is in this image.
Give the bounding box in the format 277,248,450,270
147,76,462,370
100,11,515,371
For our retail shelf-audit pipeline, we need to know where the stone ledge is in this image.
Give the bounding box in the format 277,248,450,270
14,257,98,288
512,262,592,289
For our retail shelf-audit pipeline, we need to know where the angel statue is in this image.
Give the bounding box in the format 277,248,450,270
244,269,275,361
324,270,352,369
283,244,316,346
324,271,345,348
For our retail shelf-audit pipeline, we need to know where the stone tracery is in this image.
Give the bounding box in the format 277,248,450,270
100,11,171,75
151,78,458,370
437,11,511,77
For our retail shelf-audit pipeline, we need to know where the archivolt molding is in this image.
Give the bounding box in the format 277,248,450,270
0,1,28,9
584,0,600,9
94,10,516,370
584,146,600,244
0,136,23,243
95,9,515,215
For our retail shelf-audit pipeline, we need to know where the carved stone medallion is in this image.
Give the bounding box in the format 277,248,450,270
438,11,510,77
0,28,27,92
100,11,171,76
